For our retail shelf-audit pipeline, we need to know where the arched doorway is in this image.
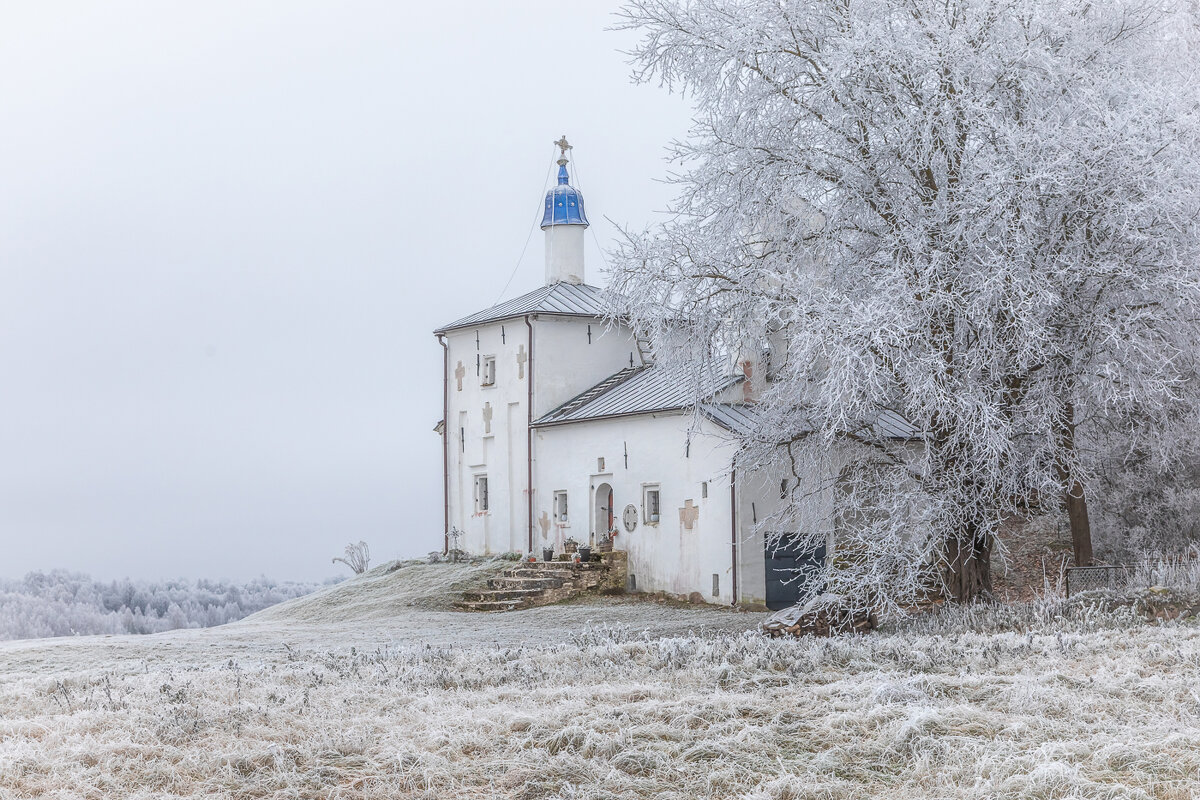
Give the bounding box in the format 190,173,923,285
593,483,614,545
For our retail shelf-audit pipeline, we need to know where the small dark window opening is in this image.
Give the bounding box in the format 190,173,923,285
702,481,708,499
712,573,720,597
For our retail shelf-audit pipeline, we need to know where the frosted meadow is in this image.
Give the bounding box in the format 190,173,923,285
1,561,1197,799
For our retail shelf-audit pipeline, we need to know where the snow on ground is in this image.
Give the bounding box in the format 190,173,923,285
1,561,1198,799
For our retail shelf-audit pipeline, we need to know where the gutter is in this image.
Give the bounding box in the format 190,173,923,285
525,315,535,554
730,457,738,607
438,333,450,555
434,310,617,337
531,406,690,429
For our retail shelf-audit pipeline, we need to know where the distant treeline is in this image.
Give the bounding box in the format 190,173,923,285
0,570,339,641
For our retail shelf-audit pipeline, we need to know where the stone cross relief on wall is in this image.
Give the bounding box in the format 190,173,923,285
679,499,700,530
482,402,493,434
516,345,527,379
454,361,465,391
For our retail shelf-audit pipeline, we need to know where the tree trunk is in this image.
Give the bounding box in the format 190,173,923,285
1056,401,1094,567
1061,475,1093,567
944,523,993,602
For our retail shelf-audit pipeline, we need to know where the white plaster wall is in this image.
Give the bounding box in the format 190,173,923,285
443,321,531,555
532,413,742,604
442,313,640,556
532,316,640,418
544,225,585,285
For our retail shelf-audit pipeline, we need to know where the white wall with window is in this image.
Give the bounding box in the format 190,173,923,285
532,412,767,605
473,474,489,514
553,490,569,524
642,485,661,524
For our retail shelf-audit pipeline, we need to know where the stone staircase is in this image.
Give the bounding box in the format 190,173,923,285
454,554,624,612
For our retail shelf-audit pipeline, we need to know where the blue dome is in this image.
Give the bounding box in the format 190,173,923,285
540,162,590,228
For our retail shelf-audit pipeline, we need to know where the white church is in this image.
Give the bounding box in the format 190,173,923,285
434,139,812,608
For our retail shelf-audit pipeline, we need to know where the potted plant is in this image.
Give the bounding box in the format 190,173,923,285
578,544,592,563
563,537,579,555
542,546,555,562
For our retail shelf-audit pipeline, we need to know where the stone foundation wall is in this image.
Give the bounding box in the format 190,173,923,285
599,551,627,595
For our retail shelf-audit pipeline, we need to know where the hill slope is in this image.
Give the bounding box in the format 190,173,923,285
245,559,509,624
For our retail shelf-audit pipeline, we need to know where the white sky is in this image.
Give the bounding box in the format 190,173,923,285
0,1,692,581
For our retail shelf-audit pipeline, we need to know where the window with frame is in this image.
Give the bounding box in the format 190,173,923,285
554,490,569,524
474,474,489,513
481,356,496,386
643,485,661,524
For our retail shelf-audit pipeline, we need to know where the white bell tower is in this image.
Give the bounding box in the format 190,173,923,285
541,135,589,285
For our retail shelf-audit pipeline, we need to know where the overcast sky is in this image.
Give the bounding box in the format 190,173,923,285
0,1,692,582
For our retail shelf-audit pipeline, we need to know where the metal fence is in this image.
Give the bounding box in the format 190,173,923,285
1064,565,1132,598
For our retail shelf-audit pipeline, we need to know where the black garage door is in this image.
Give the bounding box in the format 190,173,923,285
764,539,827,610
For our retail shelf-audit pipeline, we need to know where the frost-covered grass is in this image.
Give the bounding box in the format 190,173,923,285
1,563,1197,799
0,571,338,641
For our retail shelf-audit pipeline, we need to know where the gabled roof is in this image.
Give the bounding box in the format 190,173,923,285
533,364,741,427
699,403,763,435
434,282,607,334
701,404,919,440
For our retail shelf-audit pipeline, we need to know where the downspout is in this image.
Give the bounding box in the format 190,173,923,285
525,315,535,554
438,334,450,555
730,457,738,607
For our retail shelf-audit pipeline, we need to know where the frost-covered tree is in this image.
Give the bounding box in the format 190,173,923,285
332,541,371,575
0,571,336,641
612,0,1200,609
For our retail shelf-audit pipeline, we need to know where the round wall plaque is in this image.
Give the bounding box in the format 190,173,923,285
622,503,638,532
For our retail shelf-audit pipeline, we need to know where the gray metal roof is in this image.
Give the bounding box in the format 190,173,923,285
699,403,764,435
869,409,921,439
434,282,607,334
700,404,918,439
533,364,741,427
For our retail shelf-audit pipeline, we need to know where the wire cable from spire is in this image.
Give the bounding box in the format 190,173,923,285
567,150,612,277
490,145,558,307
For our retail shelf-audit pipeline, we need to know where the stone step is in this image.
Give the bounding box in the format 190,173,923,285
461,588,543,602
456,558,619,613
453,599,529,612
489,577,565,590
507,568,575,580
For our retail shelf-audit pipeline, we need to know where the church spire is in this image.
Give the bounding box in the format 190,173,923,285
541,135,589,285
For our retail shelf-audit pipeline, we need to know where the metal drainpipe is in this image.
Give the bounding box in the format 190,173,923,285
730,458,739,606
438,334,450,555
525,315,535,554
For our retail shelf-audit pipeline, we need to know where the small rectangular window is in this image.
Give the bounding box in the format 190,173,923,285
554,490,569,524
643,485,661,524
474,474,489,513
481,356,496,386
701,481,708,499
712,573,720,597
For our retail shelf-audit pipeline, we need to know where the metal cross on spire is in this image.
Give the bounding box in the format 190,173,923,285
554,134,572,163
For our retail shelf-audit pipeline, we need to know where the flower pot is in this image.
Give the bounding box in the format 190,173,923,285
542,547,554,562
578,546,592,563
